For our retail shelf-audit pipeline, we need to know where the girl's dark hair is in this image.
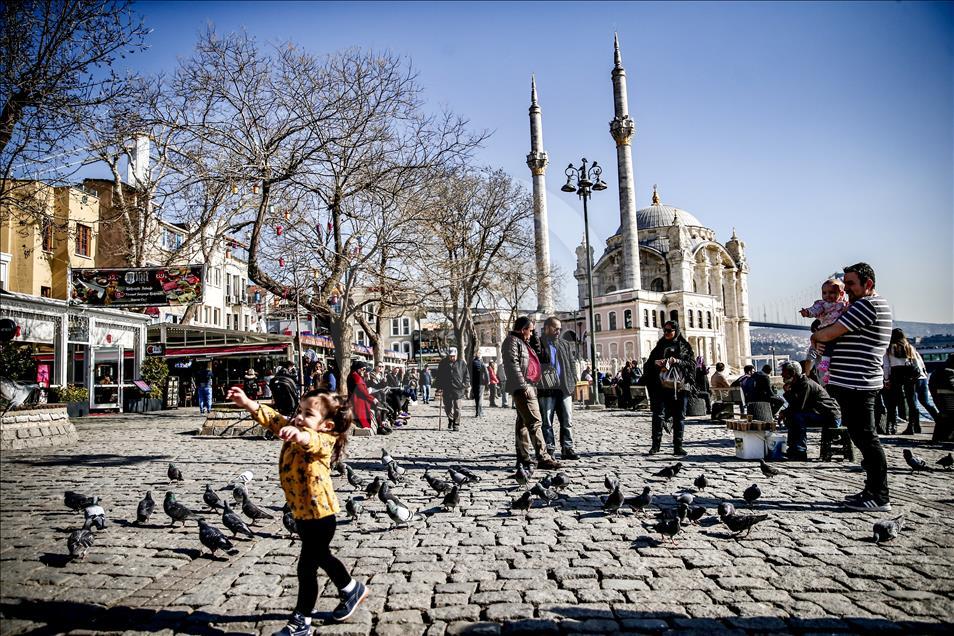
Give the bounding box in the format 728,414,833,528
514,315,533,331
301,388,352,466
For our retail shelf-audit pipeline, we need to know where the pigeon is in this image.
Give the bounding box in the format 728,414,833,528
219,470,254,491
759,459,781,478
721,512,769,539
903,449,932,473
83,505,108,531
386,462,404,485
530,481,559,504
674,492,694,506
423,470,451,495
603,484,624,515
232,484,248,504
687,505,707,524
550,472,570,492
0,378,39,417
873,514,905,544
135,491,155,524
238,491,274,524
510,490,533,514
203,485,225,511
385,499,420,527
64,491,98,512
513,464,531,489
197,519,238,558
345,496,363,522
694,473,707,491
168,463,184,482
653,462,683,480
626,486,653,515
221,502,254,538
442,485,460,512
717,501,736,518
743,483,762,506
654,517,681,544
67,520,95,559
163,491,197,526
334,462,348,476
377,483,409,509
381,448,394,466
365,476,383,498
346,467,367,488
938,453,954,470
675,502,689,525
455,467,481,482
604,473,620,492
447,467,470,487
282,509,299,541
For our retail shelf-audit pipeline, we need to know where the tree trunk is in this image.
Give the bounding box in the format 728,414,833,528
330,315,353,397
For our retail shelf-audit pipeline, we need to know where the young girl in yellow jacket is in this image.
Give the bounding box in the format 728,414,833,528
228,386,368,636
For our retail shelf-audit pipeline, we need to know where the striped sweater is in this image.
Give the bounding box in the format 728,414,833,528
827,294,892,391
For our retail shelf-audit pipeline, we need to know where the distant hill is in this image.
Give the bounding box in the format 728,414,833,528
750,320,953,358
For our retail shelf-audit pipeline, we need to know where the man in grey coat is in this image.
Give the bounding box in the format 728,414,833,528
538,316,580,460
503,316,561,472
436,347,469,431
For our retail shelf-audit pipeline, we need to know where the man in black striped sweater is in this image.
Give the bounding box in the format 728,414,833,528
812,262,893,512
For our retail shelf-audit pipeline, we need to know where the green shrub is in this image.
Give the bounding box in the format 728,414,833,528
140,356,169,399
53,385,89,404
0,343,37,383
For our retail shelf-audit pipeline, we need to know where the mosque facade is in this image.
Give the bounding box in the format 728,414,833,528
528,35,752,373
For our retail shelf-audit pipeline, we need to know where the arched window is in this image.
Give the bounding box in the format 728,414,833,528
596,344,603,358
595,313,602,332
625,309,633,329
706,311,712,329
610,342,619,359
608,311,617,330
697,310,703,329
642,309,649,327
669,310,679,326
651,278,664,292
659,310,665,326
689,311,695,328
652,311,658,328
625,341,635,360
402,342,411,354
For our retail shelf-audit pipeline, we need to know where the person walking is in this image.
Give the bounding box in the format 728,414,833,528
503,316,561,472
883,328,921,435
778,360,841,461
470,354,488,417
495,360,509,408
487,362,499,407
435,348,469,431
813,262,893,512
643,320,696,456
912,348,940,426
195,363,214,414
419,366,432,405
537,317,580,460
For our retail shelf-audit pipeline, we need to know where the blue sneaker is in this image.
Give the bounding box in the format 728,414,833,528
271,612,310,636
331,581,368,621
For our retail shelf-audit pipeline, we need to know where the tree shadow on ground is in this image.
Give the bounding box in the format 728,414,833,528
0,599,287,635
10,453,170,468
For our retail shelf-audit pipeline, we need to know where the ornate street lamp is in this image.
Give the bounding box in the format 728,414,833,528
561,158,608,407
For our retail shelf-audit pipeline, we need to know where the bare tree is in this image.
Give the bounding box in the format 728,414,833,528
0,0,149,210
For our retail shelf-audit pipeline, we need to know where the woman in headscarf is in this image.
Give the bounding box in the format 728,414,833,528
643,320,696,455
883,328,919,435
347,361,375,430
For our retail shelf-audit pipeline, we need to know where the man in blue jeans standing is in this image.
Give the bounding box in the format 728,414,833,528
812,262,893,512
195,363,214,414
537,317,579,460
778,361,841,461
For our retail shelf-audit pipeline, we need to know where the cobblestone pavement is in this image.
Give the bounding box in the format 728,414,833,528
2,401,953,635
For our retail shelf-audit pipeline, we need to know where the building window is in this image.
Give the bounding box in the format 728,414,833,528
392,342,401,352
707,311,712,329
689,311,695,328
652,311,658,328
625,309,633,329
669,310,678,325
651,277,664,292
608,311,617,331
162,228,184,250
42,220,54,252
642,309,649,327
610,342,618,359
213,308,220,325
356,330,366,345
697,310,703,329
659,310,665,327
596,344,602,358
244,315,250,331
595,313,602,332
402,317,411,335
203,306,210,323
625,341,634,360
75,224,91,257
40,286,52,298
402,342,411,354
391,318,400,337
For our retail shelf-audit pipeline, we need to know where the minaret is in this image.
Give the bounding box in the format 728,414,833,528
527,75,554,315
609,34,642,292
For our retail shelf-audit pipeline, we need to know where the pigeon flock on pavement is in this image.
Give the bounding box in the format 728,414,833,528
58,444,950,560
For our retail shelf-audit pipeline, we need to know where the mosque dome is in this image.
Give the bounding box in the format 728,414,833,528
636,186,704,229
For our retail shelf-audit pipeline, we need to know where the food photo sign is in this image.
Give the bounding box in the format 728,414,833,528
70,266,205,308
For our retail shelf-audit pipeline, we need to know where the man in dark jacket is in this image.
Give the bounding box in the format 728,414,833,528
779,361,841,461
929,354,954,442
470,354,488,417
537,317,580,460
436,348,469,431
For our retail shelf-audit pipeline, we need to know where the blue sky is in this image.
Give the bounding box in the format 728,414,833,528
110,1,952,323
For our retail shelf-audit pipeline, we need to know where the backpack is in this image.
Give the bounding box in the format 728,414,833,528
269,374,300,417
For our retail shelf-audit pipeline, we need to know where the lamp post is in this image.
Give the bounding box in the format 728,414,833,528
561,158,608,407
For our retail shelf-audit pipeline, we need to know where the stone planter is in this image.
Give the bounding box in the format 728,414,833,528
0,406,78,450
66,402,90,418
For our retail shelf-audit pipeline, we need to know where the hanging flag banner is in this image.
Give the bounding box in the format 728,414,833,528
70,266,205,308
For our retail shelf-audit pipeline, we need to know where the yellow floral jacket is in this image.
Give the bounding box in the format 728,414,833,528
252,403,340,520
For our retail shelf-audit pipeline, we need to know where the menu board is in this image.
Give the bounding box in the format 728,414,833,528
70,266,204,308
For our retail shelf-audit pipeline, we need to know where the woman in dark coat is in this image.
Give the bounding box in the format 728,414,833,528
643,320,696,455
347,362,375,430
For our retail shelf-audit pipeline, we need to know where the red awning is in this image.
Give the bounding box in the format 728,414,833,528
164,343,290,359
